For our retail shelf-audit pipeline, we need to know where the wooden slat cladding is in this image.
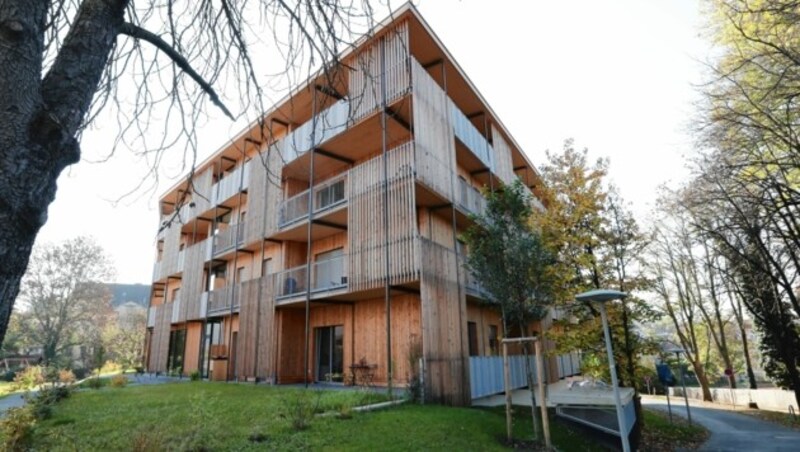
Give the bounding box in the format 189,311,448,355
276,308,305,382
491,125,515,185
148,303,172,373
419,238,470,406
256,276,276,380
348,21,409,122
159,222,182,279
412,59,456,200
235,277,262,379
180,241,206,321
191,168,214,213
347,142,418,291
351,294,421,386
245,142,284,242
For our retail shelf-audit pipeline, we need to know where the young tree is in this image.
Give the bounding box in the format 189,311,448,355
461,179,555,442
102,307,146,370
18,236,115,367
0,1,381,348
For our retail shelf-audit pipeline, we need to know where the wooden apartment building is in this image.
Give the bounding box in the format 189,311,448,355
144,4,573,406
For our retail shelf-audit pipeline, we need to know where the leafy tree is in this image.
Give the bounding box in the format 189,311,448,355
17,236,114,367
537,142,656,444
0,0,380,349
461,178,555,442
102,307,146,370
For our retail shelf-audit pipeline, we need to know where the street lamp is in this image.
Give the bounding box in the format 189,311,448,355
576,289,630,452
665,346,692,426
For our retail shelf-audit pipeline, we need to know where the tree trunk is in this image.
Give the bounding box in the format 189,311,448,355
691,359,714,401
741,327,758,390
0,0,128,348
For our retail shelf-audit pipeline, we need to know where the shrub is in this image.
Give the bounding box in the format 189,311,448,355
281,390,321,431
3,367,21,382
110,374,128,388
189,370,201,381
71,367,88,380
86,377,105,390
0,406,36,451
58,369,76,385
13,366,45,390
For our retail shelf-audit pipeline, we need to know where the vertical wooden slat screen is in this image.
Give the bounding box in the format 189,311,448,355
347,142,418,291
256,275,276,381
491,125,515,185
235,277,261,379
192,169,214,213
419,238,470,406
348,21,409,122
148,302,172,373
263,142,285,238
159,221,181,279
411,59,455,201
181,241,206,321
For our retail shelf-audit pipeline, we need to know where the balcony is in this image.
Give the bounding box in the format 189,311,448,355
450,99,493,171
456,177,486,216
206,286,233,315
213,222,246,255
213,160,251,205
275,253,348,300
147,308,156,327
152,261,162,281
282,99,350,163
278,174,348,228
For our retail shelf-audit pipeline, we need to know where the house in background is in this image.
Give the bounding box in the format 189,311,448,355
144,3,579,406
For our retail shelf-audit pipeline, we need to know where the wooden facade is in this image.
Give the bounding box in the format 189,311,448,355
145,5,554,406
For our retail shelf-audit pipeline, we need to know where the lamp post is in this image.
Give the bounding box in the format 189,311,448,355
665,346,692,426
576,289,630,452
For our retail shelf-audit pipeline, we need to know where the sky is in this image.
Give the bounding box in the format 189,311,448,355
36,0,712,284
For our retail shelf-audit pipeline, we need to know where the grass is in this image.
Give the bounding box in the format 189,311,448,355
640,408,709,451
16,382,608,451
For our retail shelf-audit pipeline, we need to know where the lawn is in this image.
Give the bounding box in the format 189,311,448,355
20,382,606,451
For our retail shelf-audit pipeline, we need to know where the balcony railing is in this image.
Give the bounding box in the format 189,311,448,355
312,254,347,292
147,308,156,327
456,177,486,216
450,99,494,170
276,254,348,299
276,265,308,298
206,286,231,314
213,160,251,205
278,174,348,227
213,222,245,254
282,99,350,163
152,261,162,280
177,250,185,271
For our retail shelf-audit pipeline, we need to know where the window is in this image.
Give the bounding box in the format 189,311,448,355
468,322,478,356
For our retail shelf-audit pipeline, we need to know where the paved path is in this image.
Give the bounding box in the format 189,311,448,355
0,392,29,417
642,396,800,451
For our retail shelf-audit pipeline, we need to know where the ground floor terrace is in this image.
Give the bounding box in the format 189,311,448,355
145,288,579,406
